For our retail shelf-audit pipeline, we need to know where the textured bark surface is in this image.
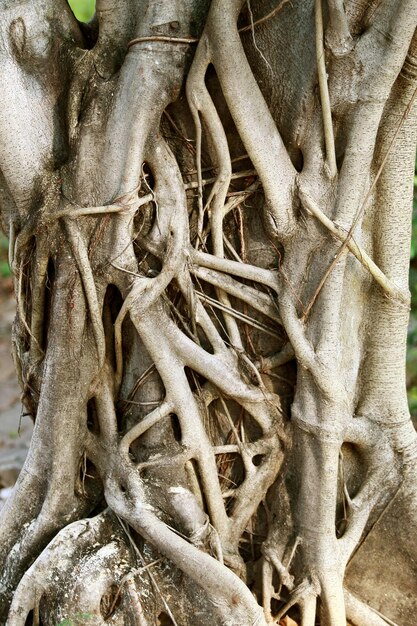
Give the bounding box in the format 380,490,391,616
0,1,417,624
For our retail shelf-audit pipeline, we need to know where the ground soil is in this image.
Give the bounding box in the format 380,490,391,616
0,277,32,509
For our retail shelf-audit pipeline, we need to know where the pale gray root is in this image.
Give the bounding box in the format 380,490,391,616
315,0,337,177
89,375,267,625
197,0,297,241
325,0,354,57
104,468,267,626
100,124,282,617
259,6,417,620
191,249,280,291
1,0,417,624
191,265,281,324
298,187,409,304
186,30,244,348
0,259,102,616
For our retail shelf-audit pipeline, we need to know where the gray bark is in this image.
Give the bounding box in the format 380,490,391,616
0,0,416,624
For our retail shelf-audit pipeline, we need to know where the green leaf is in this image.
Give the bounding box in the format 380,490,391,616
0,260,11,277
408,386,417,417
67,0,96,23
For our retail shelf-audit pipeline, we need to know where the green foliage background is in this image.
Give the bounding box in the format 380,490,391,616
68,0,95,22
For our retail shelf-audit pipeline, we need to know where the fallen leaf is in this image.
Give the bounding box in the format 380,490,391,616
279,616,298,626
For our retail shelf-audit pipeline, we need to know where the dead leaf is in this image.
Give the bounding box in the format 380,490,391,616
279,616,299,626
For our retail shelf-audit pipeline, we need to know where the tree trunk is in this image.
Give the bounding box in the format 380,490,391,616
0,1,417,624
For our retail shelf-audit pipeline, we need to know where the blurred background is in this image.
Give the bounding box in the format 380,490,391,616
0,0,416,503
407,168,417,418
68,0,95,23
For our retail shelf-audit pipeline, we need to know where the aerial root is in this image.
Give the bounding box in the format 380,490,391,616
202,0,297,241
15,259,42,355
192,265,281,324
257,343,295,372
113,134,190,392
299,186,409,306
52,191,152,220
263,570,361,626
65,219,107,368
186,28,244,349
112,294,284,593
122,578,150,626
262,546,295,592
299,595,317,626
119,400,174,457
274,578,317,622
191,248,280,291
315,0,337,177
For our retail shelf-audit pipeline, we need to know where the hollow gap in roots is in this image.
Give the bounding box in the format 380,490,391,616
19,237,36,354
164,284,200,345
335,441,366,537
142,162,155,191
252,454,265,467
292,146,304,173
189,458,209,516
24,611,34,626
100,582,122,620
217,452,245,514
24,609,45,626
79,19,99,49
116,322,165,436
196,323,214,354
102,283,123,370
87,396,100,435
170,414,182,443
270,597,281,617
184,366,206,393
133,163,162,265
76,454,101,499
244,502,268,563
140,250,162,280
243,409,263,442
334,113,348,171
41,256,55,353
157,611,175,626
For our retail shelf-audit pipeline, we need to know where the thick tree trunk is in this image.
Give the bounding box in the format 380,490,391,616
0,1,417,624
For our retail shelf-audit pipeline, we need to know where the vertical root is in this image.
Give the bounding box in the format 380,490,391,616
186,33,243,348
203,0,297,241
315,0,337,178
325,0,353,56
300,595,317,626
65,219,106,368
320,576,346,626
29,240,49,361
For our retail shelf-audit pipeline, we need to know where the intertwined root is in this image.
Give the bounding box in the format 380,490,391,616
1,0,417,624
